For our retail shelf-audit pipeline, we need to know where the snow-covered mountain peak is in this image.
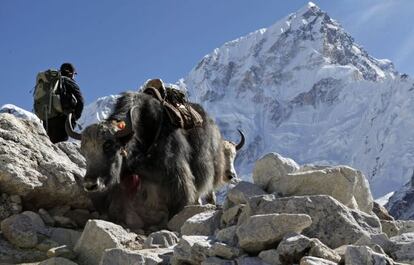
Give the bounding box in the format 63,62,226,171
186,3,399,113
181,3,413,197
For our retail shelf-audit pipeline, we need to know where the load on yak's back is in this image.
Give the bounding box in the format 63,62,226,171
65,79,245,230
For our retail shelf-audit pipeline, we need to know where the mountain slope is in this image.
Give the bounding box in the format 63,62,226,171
179,2,414,197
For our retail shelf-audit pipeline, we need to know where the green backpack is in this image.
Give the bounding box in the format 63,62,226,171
33,69,64,121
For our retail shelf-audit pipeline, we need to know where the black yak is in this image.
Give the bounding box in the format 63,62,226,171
66,91,237,229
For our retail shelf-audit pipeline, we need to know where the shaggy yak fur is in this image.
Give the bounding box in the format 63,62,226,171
67,91,229,230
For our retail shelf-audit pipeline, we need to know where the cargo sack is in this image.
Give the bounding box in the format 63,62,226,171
33,69,63,120
142,79,203,129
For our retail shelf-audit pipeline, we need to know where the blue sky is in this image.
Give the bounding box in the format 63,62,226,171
1,0,414,111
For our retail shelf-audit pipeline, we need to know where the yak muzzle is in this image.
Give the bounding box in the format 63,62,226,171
83,177,105,192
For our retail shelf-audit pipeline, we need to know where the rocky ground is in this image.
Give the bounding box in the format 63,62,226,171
1,113,414,265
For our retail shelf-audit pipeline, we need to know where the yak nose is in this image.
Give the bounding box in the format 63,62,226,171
225,170,237,182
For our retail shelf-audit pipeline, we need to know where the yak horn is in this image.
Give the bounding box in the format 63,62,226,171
65,113,82,140
236,129,245,150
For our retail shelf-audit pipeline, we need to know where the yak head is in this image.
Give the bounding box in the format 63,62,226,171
222,129,245,182
65,113,135,192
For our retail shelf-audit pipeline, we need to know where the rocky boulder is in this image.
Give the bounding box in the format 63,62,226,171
0,113,90,209
254,153,374,215
74,220,140,265
245,194,381,249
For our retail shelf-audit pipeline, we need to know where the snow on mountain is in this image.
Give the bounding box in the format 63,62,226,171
0,104,41,123
76,95,119,131
179,2,414,197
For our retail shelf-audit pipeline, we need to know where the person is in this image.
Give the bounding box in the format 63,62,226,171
45,63,84,143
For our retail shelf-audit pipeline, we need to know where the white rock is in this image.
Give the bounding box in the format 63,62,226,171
168,204,216,232
181,210,222,236
0,114,90,209
144,230,179,248
236,213,312,252
227,181,267,205
253,153,300,191
345,245,396,265
74,220,137,265
100,248,172,265
172,235,213,265
254,154,373,214
246,194,381,249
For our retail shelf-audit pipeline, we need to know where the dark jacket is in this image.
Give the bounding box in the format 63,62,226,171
60,76,84,120
44,76,84,144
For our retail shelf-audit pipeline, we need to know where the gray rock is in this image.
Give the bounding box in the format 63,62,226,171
202,256,236,265
56,141,86,168
345,245,396,265
49,227,82,249
181,210,222,236
258,249,281,265
74,220,138,265
64,209,92,228
209,242,243,259
39,257,79,265
36,239,60,252
236,213,312,252
168,204,216,232
221,204,244,227
389,233,414,264
215,225,238,246
0,193,22,221
53,215,77,228
354,233,393,254
21,211,47,230
396,220,414,235
38,209,55,226
0,233,46,264
9,195,22,204
173,235,213,265
1,213,39,248
235,256,270,265
227,181,267,205
246,194,381,248
49,205,71,217
381,220,400,238
275,234,341,264
144,230,179,248
300,256,338,265
100,248,173,265
0,113,90,209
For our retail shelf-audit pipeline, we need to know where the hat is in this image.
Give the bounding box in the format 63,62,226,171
60,63,77,75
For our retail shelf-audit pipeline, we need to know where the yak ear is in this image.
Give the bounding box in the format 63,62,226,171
114,106,137,139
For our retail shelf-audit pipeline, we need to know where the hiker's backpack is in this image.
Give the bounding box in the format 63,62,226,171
33,69,64,121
